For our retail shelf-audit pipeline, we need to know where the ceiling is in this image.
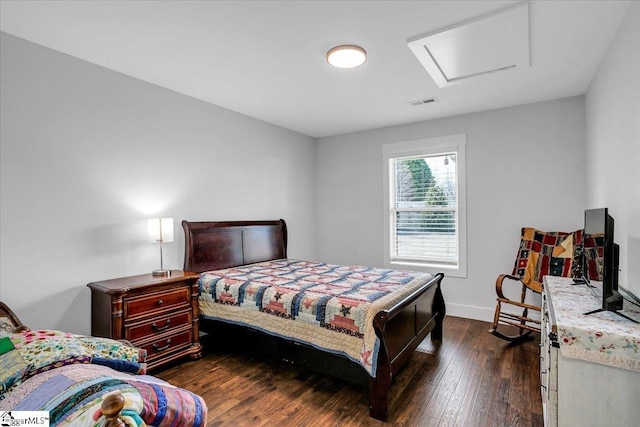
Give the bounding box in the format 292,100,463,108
0,1,630,138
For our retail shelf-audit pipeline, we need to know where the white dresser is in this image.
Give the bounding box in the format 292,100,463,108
541,277,640,427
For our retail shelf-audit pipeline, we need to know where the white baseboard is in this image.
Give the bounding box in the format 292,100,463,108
444,303,495,323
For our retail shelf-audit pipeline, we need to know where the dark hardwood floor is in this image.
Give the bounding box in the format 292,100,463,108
156,316,543,426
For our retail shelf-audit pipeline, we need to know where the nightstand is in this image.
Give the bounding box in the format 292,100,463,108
87,270,202,370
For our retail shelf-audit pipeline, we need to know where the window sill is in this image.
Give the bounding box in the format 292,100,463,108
387,260,467,278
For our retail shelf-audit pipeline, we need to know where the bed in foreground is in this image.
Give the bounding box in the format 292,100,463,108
182,219,445,421
0,301,207,427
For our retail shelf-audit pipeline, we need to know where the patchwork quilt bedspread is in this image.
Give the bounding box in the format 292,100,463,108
198,259,434,377
1,364,206,427
0,329,207,427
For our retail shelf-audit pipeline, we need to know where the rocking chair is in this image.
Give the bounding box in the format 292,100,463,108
489,227,582,343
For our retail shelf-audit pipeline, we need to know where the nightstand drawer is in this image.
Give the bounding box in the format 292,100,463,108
125,309,191,342
137,329,193,360
124,287,190,319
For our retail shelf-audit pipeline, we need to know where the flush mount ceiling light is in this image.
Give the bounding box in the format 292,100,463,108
326,45,367,68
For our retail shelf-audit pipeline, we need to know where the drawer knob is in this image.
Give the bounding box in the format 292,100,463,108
157,299,164,306
152,319,171,332
152,339,171,352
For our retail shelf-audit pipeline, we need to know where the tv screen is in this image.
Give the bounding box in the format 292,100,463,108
583,208,623,313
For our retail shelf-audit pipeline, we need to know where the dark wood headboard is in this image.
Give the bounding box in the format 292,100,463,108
182,219,288,273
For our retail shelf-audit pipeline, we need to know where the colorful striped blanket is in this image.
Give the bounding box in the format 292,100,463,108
1,364,206,427
0,329,207,426
198,259,434,377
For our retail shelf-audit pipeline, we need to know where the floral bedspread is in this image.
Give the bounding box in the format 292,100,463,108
1,329,146,397
544,276,640,372
198,259,435,377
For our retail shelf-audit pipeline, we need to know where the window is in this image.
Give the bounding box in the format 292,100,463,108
383,135,467,277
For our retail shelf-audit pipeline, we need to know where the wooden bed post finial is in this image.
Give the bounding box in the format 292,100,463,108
102,391,126,427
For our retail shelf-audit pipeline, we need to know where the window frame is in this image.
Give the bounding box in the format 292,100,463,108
382,134,467,278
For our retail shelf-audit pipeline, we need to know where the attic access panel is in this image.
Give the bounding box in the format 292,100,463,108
408,2,529,88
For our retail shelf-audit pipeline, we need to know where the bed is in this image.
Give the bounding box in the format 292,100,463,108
0,301,207,427
182,219,445,421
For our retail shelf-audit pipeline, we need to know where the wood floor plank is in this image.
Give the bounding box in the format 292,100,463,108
155,316,543,426
507,345,535,426
450,352,490,426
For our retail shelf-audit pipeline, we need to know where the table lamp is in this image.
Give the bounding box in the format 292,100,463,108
148,217,174,276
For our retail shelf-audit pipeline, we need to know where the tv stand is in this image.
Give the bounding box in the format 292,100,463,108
583,307,639,323
582,290,638,323
541,277,640,427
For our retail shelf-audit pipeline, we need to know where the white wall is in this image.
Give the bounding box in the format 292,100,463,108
316,98,586,320
585,2,640,298
0,33,316,333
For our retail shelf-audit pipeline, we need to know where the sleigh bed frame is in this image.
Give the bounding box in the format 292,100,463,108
182,219,445,421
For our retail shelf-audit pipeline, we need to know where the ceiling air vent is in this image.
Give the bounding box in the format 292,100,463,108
409,97,438,106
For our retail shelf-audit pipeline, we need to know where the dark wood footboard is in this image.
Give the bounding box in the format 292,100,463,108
198,272,445,422
369,272,445,420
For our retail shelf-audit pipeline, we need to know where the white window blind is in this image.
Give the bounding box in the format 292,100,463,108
383,134,466,277
390,153,458,265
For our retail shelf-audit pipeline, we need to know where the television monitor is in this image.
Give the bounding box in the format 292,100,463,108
582,208,629,318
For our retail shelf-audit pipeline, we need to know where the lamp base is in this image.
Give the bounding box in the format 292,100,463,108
152,269,171,277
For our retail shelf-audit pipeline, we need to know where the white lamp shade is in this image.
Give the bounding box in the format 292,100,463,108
148,218,174,243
